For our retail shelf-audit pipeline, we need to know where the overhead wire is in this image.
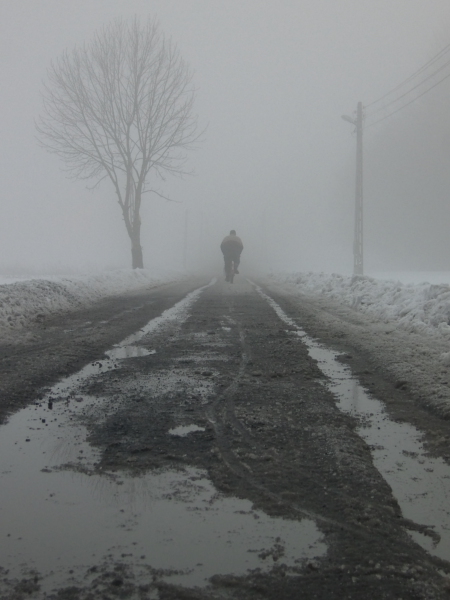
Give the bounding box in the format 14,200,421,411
365,42,450,109
366,56,450,118
365,69,450,129
361,41,450,129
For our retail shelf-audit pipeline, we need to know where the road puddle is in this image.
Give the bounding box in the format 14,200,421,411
169,424,206,436
0,280,326,594
0,391,325,594
256,285,450,562
106,346,155,360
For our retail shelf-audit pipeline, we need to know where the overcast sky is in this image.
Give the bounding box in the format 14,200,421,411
1,0,450,275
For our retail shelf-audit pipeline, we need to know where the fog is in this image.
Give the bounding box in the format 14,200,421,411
1,0,450,277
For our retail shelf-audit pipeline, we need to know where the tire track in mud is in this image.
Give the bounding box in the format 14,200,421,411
253,282,447,550
187,282,449,598
9,278,447,598
66,279,450,598
203,289,444,562
0,278,209,424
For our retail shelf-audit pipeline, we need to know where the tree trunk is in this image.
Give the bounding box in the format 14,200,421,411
131,226,144,269
131,243,144,269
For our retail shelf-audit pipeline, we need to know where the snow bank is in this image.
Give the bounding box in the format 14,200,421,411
268,272,450,339
0,269,184,337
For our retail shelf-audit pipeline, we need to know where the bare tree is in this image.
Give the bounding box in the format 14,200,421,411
37,17,199,268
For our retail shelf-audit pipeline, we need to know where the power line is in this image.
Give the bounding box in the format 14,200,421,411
365,42,450,108
366,55,450,118
365,69,450,129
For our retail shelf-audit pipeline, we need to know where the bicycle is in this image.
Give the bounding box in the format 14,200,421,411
225,260,237,283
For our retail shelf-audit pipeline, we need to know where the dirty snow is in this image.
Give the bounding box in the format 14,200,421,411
266,271,450,417
0,269,185,339
269,272,450,340
257,284,450,559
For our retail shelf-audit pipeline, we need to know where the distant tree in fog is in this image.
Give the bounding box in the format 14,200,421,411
36,17,199,268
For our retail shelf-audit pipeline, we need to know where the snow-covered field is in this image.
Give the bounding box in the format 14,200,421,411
367,271,450,286
0,269,186,341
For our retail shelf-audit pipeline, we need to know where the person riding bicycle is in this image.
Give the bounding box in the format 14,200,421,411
220,230,243,279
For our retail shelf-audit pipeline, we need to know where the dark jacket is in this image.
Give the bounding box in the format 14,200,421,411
220,235,243,256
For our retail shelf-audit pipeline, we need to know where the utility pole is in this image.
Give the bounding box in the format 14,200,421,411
354,101,363,275
342,101,364,275
183,209,188,270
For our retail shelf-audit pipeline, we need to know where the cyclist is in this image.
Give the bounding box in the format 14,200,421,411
220,230,244,281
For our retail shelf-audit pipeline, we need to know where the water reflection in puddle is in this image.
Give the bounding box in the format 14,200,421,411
0,399,326,592
106,346,155,360
0,280,326,593
169,424,206,436
316,351,450,559
256,285,450,561
46,346,154,402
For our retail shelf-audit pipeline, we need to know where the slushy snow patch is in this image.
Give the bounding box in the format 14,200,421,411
0,269,184,338
267,272,450,339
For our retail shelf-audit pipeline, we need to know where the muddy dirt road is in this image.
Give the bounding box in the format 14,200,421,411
2,277,450,599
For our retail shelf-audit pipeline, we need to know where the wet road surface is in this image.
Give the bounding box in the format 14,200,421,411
1,277,450,599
